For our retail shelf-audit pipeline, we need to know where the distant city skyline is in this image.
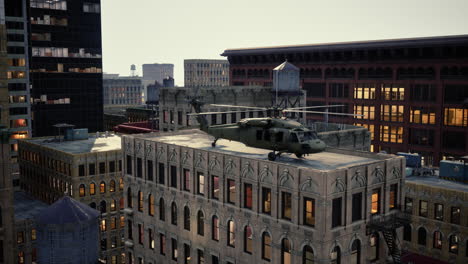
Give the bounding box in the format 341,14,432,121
101,0,468,85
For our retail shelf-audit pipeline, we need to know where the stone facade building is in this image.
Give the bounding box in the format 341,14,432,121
402,176,468,264
0,127,14,264
123,129,405,264
103,74,144,105
184,59,229,88
18,133,126,263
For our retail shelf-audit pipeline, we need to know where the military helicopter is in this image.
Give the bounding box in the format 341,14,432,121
188,99,361,161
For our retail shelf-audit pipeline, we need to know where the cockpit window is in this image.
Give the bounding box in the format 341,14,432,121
289,133,299,143
296,131,317,142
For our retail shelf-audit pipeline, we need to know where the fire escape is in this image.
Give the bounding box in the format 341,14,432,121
366,213,410,264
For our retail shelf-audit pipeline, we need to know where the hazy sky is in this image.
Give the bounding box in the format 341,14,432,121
101,0,468,85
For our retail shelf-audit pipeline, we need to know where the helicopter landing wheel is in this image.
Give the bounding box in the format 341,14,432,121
211,139,218,147
268,152,276,161
295,153,303,158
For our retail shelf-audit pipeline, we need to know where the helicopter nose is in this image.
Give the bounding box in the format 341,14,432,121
306,140,326,153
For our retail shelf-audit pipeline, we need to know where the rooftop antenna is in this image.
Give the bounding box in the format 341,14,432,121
130,64,136,77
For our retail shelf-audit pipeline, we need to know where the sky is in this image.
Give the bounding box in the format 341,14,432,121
101,0,468,86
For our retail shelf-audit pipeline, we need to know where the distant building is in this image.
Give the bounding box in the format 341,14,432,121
13,192,48,264
123,129,405,264
222,35,468,166
0,127,14,264
184,59,229,87
103,74,144,105
402,174,468,263
36,196,100,264
18,131,126,263
142,63,174,101
146,81,162,104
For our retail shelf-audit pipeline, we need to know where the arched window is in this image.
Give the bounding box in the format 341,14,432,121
244,226,253,254
110,199,116,211
303,245,314,264
351,240,360,264
197,211,204,236
159,198,165,221
79,184,86,197
184,206,190,231
119,178,124,190
227,220,235,247
262,232,271,261
171,202,177,225
369,233,379,261
418,227,427,245
127,187,132,208
449,235,459,254
89,202,96,209
137,191,143,212
330,246,341,264
90,182,96,195
212,215,219,241
109,180,116,192
433,231,442,249
148,194,155,216
100,181,106,193
281,238,291,264
100,200,107,214
403,224,412,241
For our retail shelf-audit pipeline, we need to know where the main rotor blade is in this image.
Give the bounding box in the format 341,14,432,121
187,109,266,116
209,104,267,110
283,109,364,117
286,104,344,110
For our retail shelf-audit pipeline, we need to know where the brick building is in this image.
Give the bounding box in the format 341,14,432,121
221,35,468,166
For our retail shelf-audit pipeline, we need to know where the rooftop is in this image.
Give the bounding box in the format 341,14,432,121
221,34,468,56
36,196,100,225
26,134,121,154
135,130,384,171
14,192,48,220
406,175,468,193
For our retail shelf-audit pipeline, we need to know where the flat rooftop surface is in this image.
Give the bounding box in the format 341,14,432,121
141,131,378,171
14,192,48,220
28,134,121,154
406,176,468,192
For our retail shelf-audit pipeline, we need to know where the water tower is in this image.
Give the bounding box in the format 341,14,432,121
272,60,305,121
36,196,100,264
130,64,136,77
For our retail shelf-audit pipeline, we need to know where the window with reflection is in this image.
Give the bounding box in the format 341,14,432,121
434,204,444,221
148,194,155,216
371,189,380,214
227,220,235,247
138,191,143,212
419,200,428,217
282,192,292,220
281,238,291,264
449,235,459,254
79,184,85,197
381,85,404,100
380,126,404,143
369,234,379,261
197,211,204,236
304,197,315,226
330,246,341,264
212,216,219,241
451,207,461,224
410,107,436,124
444,108,468,127
262,232,272,261
354,105,375,120
354,84,376,99
433,231,442,249
381,105,404,122
303,245,314,264
244,226,253,254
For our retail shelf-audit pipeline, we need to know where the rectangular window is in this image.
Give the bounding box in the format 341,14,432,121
227,179,236,204
79,164,85,176
381,85,405,101
184,244,191,264
149,229,154,249
89,163,96,175
419,200,428,217
451,207,461,224
136,158,142,178
410,107,436,125
389,184,398,210
354,84,376,99
380,125,404,143
197,249,204,264
409,128,435,146
282,192,292,220
126,155,132,175
304,197,315,226
170,165,177,188
158,163,165,185
147,160,153,181
381,105,404,122
160,234,166,255
109,161,116,173
211,175,219,200
434,203,444,221
183,169,191,192
404,197,413,214
197,172,205,195
172,238,178,261
244,183,253,209
354,105,375,120
410,84,436,102
352,192,362,222
332,197,342,228
444,108,468,127
138,224,144,245
99,162,105,174
262,187,271,214
371,189,380,214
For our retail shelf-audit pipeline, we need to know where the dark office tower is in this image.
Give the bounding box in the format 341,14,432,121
29,0,103,136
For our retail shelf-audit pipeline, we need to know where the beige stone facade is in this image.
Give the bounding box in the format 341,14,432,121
184,59,229,88
123,130,405,264
18,134,126,264
402,176,468,263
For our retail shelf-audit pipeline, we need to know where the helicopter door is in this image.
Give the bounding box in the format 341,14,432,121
289,132,299,143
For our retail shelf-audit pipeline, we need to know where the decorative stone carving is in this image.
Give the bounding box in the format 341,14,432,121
157,146,165,160
300,177,318,193
209,156,221,172
225,159,236,175
145,144,153,156
136,142,142,154
169,148,177,162
241,162,255,178
372,166,384,183
195,152,205,169
392,166,401,179
181,151,191,165
279,169,294,188
333,177,346,193
351,170,366,187
259,165,273,183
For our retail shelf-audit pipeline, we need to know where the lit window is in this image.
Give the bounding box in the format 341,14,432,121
79,184,85,197
433,231,442,249
304,197,315,226
262,232,271,261
444,108,468,127
389,184,397,210
262,188,271,214
138,191,143,212
212,216,219,241
211,175,219,200
148,194,155,216
419,200,428,217
434,203,444,221
227,220,235,247
244,226,253,254
281,238,291,264
197,172,205,195
371,189,380,214
244,184,253,209
227,179,235,204
100,181,106,193
90,183,96,195
282,192,292,220
449,235,459,254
